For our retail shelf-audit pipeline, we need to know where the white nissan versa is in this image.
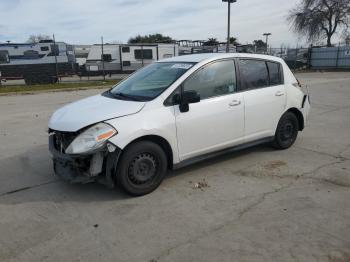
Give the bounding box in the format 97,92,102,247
49,53,310,196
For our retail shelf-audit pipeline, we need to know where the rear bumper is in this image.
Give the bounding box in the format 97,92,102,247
301,94,311,125
49,135,120,187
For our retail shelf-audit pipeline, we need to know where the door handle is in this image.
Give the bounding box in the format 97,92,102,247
229,100,241,107
275,91,285,97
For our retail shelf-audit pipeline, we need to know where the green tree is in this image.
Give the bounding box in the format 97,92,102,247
287,0,350,47
229,37,240,46
253,39,267,49
203,38,219,46
128,33,174,44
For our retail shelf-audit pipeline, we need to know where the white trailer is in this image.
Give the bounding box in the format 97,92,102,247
0,40,76,84
84,43,179,75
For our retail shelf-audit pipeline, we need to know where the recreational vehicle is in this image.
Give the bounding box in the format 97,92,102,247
74,45,91,66
84,43,179,75
0,40,76,84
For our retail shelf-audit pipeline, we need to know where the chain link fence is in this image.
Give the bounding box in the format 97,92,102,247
1,40,350,87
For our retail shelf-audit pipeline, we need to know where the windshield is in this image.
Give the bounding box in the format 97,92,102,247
109,62,195,101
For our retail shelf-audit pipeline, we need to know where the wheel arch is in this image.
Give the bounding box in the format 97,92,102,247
286,107,304,131
123,135,174,169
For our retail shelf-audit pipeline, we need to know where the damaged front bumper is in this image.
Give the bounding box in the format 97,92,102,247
49,134,121,187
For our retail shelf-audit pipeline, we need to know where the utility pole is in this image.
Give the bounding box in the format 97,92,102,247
52,34,59,83
101,36,106,81
263,33,271,54
222,0,237,53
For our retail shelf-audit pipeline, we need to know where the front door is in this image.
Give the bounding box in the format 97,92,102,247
174,60,245,161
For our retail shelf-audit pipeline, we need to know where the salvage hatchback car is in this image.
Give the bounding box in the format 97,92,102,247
49,53,310,196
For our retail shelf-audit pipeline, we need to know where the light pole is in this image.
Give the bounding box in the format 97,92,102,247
101,36,105,81
263,33,271,54
222,0,237,53
52,34,59,83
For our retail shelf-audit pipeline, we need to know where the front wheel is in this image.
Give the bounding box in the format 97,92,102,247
272,112,299,150
116,141,168,196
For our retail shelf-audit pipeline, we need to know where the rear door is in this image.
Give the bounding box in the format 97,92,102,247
238,59,286,141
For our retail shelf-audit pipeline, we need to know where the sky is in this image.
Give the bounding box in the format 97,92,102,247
0,0,310,47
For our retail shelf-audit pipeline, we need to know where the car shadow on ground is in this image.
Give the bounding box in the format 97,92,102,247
0,143,275,204
167,144,275,178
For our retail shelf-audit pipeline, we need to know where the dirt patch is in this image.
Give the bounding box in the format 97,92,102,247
263,160,287,171
327,252,350,262
189,179,210,191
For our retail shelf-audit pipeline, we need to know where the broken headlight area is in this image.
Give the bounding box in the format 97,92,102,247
49,129,120,187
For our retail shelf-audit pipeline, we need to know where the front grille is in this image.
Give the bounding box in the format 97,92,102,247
50,129,79,153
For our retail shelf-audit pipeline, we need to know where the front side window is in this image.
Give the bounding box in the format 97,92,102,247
40,46,49,51
267,61,282,85
183,60,236,100
239,59,269,90
23,50,40,59
0,51,10,64
110,62,195,101
134,49,153,60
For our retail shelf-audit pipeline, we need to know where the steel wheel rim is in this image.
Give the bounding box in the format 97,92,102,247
280,120,295,142
128,153,158,186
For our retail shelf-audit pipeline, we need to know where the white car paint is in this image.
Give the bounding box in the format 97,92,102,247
243,84,286,141
48,94,145,132
174,92,244,160
49,53,310,165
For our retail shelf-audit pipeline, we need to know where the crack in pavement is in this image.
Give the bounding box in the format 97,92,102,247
314,105,350,116
152,183,293,261
237,182,293,219
152,157,350,261
295,146,349,160
0,180,59,197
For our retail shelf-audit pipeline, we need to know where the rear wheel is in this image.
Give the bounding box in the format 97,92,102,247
116,141,168,196
272,112,299,149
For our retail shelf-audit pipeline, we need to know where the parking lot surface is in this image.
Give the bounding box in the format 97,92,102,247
0,72,349,262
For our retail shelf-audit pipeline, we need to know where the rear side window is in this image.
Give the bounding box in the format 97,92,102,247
239,59,269,90
183,60,236,100
267,62,282,85
134,49,153,60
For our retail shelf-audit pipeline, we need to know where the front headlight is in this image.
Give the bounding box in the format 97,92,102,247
66,123,117,154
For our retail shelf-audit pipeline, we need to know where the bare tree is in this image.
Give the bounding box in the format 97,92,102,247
287,0,350,47
27,34,51,43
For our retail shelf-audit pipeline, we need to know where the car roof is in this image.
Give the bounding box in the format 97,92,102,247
159,53,284,64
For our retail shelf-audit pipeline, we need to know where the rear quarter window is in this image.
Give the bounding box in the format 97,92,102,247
267,61,283,85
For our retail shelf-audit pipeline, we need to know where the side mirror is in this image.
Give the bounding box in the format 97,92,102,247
183,90,200,104
179,90,200,113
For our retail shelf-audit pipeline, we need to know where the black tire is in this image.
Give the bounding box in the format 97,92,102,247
24,75,35,85
116,141,168,196
52,76,59,84
37,74,52,84
272,112,299,150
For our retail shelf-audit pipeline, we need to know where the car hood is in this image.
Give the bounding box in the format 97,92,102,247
48,94,145,132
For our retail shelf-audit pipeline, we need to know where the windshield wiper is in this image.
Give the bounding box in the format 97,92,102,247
111,92,143,101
